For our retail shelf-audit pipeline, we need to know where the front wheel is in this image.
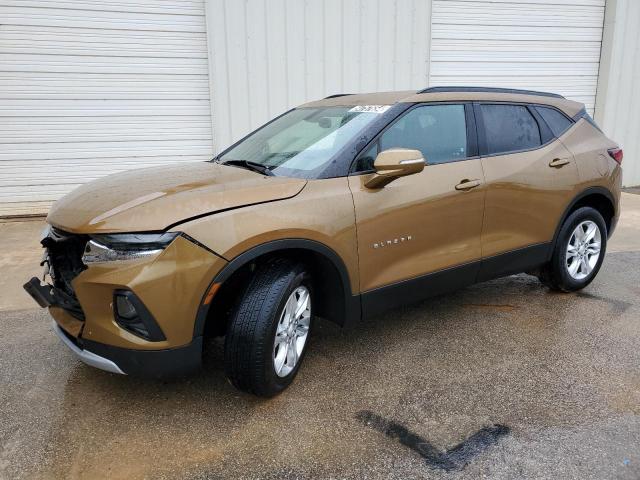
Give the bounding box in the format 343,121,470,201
224,258,312,397
538,206,607,292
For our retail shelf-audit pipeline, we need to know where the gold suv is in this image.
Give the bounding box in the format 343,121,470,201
25,87,623,396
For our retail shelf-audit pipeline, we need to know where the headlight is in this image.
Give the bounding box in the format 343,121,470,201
82,232,179,265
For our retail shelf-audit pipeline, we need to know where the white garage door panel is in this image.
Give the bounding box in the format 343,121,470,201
0,54,208,74
0,73,210,100
0,26,208,58
0,0,213,216
1,0,205,15
431,25,603,42
432,40,602,63
446,0,603,4
2,117,212,143
0,6,205,32
3,156,210,179
1,141,213,164
430,0,605,115
4,157,211,186
433,1,604,27
1,140,214,161
431,62,599,76
432,75,599,93
0,100,211,117
0,203,52,217
1,155,211,216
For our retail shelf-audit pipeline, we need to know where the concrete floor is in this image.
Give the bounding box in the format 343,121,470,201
1,194,640,479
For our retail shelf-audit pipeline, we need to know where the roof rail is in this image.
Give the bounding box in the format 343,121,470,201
324,93,353,99
417,86,565,99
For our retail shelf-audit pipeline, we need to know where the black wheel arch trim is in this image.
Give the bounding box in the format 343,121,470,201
549,186,617,259
193,238,361,338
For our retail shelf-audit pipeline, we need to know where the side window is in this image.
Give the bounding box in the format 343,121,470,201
535,106,573,137
480,104,541,155
377,104,468,165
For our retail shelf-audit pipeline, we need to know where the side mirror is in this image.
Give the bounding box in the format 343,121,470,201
364,148,425,189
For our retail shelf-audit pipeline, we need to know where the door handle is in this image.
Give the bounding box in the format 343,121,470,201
455,179,481,191
549,158,570,168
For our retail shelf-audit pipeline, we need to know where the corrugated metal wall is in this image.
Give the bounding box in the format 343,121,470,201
430,0,605,114
595,0,640,187
0,0,213,216
205,0,432,152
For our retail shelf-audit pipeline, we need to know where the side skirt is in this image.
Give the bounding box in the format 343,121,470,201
477,242,551,282
361,262,480,318
360,243,551,319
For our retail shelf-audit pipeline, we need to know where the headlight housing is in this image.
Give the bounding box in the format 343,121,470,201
82,232,179,265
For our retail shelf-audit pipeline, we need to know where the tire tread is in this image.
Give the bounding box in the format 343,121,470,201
224,258,302,396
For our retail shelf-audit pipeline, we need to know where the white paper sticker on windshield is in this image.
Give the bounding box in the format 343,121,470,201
348,105,391,114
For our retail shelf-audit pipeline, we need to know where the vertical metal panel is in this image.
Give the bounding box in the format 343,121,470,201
0,0,213,216
205,0,432,152
595,0,640,187
430,0,605,114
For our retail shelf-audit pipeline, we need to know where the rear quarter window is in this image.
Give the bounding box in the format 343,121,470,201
480,104,541,155
535,106,574,137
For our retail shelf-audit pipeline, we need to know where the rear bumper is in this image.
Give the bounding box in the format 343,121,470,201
52,320,203,378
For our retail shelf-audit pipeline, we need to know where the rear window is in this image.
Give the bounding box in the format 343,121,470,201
535,106,573,137
480,104,541,155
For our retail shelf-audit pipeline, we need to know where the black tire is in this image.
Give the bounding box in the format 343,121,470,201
224,258,312,397
538,206,607,292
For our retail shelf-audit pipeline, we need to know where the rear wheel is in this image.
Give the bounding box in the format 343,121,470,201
224,258,312,397
538,206,607,292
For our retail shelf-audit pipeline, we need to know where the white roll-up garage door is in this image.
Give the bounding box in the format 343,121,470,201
430,0,605,114
0,0,213,217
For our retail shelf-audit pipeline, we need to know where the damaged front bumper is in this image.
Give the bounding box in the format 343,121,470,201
23,227,227,378
51,320,125,374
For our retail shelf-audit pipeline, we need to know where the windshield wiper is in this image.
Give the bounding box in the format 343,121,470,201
221,159,274,176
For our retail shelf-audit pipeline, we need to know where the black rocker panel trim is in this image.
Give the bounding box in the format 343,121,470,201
361,261,480,318
477,242,551,282
361,242,552,319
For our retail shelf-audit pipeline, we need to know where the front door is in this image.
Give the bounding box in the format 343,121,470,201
348,103,486,314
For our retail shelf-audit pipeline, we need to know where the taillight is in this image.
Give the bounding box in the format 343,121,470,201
608,148,623,165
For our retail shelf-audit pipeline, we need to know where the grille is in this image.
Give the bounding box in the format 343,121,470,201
42,227,88,320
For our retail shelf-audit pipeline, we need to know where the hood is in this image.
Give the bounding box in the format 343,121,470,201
48,162,307,233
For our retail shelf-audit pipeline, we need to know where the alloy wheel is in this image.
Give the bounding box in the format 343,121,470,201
273,286,311,377
566,220,601,280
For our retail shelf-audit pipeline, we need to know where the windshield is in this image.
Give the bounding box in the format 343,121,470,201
217,106,387,178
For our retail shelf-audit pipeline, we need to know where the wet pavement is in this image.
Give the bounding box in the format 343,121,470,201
1,194,640,479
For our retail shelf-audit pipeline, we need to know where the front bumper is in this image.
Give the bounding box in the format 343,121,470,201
25,230,227,378
51,320,204,378
52,321,125,374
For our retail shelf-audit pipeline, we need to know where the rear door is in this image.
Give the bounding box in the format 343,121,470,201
348,103,486,313
476,103,579,279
